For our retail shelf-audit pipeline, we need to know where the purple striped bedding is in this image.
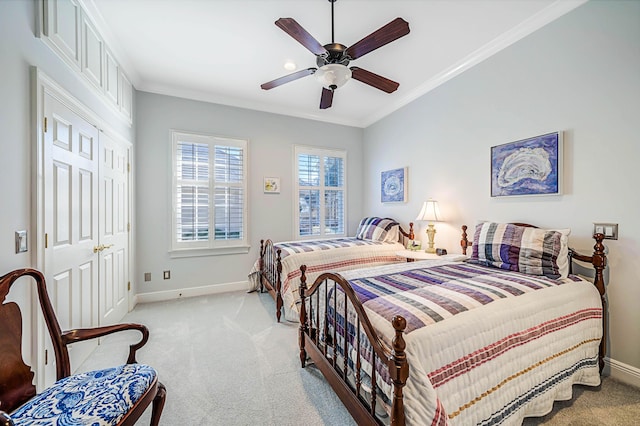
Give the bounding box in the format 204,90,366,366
323,260,602,425
248,238,405,321
275,237,394,258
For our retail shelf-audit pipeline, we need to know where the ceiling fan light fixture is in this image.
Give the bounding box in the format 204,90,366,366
315,64,351,89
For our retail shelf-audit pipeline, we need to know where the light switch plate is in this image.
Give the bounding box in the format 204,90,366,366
15,230,27,253
593,223,618,240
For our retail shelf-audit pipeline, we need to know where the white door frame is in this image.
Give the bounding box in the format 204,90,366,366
31,68,133,390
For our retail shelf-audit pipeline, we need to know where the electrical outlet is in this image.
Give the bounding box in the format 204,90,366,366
144,272,151,282
163,270,171,280
593,223,618,240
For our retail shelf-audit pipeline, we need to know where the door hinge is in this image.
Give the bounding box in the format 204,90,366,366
127,281,131,291
127,163,130,172
127,223,130,232
45,233,48,248
44,117,48,133
45,349,48,365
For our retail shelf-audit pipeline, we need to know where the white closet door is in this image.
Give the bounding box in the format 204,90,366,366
98,132,129,326
43,92,99,386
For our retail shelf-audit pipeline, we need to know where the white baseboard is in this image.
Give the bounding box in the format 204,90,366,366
604,357,640,389
134,280,249,305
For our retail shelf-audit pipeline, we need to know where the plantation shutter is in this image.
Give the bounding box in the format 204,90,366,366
295,146,346,238
172,132,248,253
176,142,209,242
214,145,244,240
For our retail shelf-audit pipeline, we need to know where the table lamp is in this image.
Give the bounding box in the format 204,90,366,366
416,199,441,253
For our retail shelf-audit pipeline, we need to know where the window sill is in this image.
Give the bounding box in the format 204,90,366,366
169,245,251,258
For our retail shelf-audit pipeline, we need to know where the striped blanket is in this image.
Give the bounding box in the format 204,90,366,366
275,238,393,258
248,238,404,321
329,260,602,425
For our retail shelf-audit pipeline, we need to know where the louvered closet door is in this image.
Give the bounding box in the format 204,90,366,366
43,93,100,387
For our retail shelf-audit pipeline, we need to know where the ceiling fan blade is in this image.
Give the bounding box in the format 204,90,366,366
275,18,328,57
320,88,334,109
261,68,316,90
345,17,410,60
350,67,399,93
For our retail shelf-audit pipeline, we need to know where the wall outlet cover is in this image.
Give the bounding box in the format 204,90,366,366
15,230,27,253
593,223,618,240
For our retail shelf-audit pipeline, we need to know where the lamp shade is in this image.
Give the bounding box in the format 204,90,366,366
315,64,352,89
416,199,441,222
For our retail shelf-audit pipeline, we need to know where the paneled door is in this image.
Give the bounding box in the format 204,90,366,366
98,132,129,326
43,93,100,386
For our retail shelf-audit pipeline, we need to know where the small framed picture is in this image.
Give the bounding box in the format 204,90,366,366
264,177,280,194
407,240,422,251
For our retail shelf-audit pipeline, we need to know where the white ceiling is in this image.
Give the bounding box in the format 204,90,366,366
84,0,585,128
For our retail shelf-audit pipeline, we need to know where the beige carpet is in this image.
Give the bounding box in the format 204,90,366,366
78,290,640,425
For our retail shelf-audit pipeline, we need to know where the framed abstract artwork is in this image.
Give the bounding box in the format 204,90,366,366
263,177,280,194
381,167,407,203
491,132,563,197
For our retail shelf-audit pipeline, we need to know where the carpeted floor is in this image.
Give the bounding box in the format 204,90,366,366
78,290,640,425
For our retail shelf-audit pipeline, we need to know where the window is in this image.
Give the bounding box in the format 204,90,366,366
171,131,248,255
294,146,346,238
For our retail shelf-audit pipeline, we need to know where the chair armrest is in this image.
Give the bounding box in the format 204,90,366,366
1,410,15,426
61,323,149,364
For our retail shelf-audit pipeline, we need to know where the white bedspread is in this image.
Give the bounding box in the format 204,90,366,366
249,240,405,321
333,261,602,425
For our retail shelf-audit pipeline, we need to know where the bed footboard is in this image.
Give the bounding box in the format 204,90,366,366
259,239,284,322
298,266,409,426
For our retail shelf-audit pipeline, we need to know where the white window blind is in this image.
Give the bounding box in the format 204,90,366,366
172,132,248,254
294,146,346,238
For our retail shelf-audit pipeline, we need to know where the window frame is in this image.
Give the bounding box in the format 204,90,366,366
170,131,249,257
293,145,347,239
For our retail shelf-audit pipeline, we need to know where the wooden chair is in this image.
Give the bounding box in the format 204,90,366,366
0,268,166,425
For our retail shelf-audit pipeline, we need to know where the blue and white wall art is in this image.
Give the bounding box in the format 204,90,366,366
381,167,407,203
491,132,563,197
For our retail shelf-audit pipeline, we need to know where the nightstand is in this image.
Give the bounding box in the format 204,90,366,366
396,250,468,262
396,250,441,262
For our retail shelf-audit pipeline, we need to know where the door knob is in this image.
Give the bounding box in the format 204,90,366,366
93,244,114,253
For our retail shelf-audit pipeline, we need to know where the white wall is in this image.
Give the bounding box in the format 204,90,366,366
134,92,363,295
363,1,640,374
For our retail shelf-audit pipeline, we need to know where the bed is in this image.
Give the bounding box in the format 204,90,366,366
297,222,607,425
249,217,414,322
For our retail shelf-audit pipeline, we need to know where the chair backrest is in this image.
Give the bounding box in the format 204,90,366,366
0,268,70,413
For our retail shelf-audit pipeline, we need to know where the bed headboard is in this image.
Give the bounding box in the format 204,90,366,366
459,223,608,371
399,222,414,242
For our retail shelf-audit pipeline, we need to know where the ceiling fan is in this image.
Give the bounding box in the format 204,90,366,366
260,0,410,109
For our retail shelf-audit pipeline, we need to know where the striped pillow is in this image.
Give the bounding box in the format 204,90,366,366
469,222,566,279
355,217,399,242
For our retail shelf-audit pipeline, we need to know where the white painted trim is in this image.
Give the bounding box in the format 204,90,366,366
134,281,249,305
36,0,134,125
79,0,141,86
604,357,640,389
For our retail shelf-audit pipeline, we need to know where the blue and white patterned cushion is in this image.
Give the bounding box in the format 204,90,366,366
10,364,156,425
